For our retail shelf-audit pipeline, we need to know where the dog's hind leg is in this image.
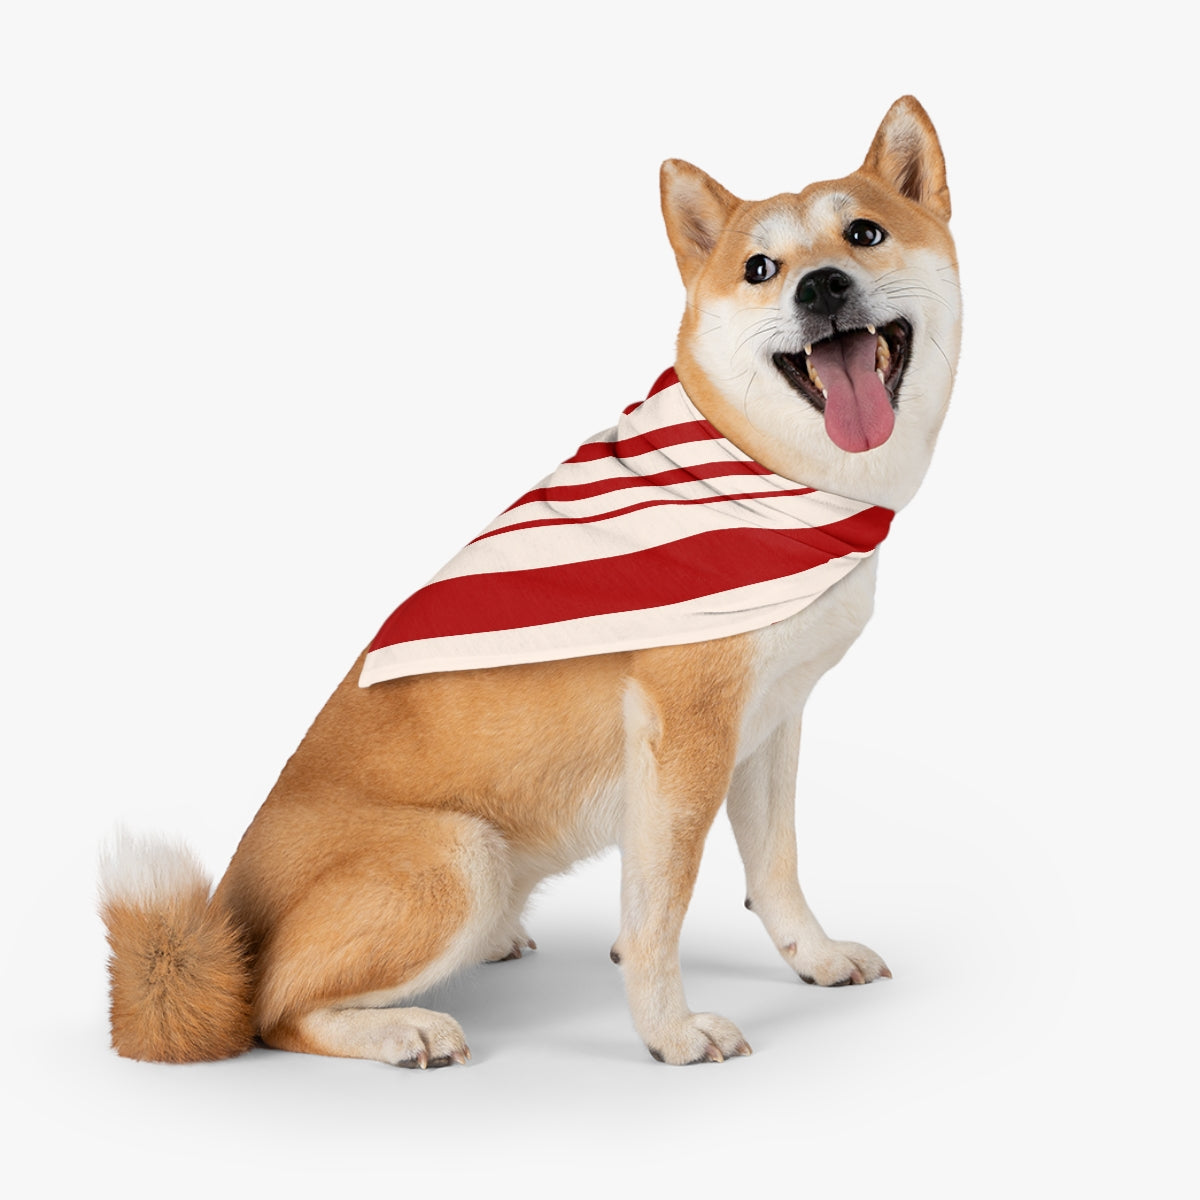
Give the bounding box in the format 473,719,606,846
237,806,513,1066
267,1004,473,1068
726,720,890,987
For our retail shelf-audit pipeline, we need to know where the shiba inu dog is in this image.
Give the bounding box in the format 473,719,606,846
100,96,960,1068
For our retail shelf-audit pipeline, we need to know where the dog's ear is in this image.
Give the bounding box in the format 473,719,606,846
660,160,741,286
861,96,951,221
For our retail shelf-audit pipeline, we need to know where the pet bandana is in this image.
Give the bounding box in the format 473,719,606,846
359,369,894,686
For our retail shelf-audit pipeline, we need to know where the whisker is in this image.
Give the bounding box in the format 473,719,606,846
929,334,954,376
742,369,759,414
734,318,781,354
877,285,953,312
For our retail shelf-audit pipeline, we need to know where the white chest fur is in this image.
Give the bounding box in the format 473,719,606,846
736,553,878,763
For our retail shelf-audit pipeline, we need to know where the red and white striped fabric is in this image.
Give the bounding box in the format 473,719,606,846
359,369,894,687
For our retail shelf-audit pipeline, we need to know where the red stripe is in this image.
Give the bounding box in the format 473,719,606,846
503,459,771,513
564,419,721,464
647,366,678,398
474,486,817,543
368,508,892,651
622,366,678,414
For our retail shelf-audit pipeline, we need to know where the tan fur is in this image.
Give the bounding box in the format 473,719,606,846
100,97,960,1067
102,885,252,1063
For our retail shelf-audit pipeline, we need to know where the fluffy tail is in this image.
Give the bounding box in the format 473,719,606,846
98,831,254,1063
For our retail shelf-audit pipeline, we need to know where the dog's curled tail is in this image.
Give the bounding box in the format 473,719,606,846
98,830,254,1062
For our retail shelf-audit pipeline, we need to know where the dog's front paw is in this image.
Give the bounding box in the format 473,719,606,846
645,1013,752,1065
788,939,891,987
787,936,892,984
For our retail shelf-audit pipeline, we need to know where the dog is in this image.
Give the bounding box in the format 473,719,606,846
100,95,960,1068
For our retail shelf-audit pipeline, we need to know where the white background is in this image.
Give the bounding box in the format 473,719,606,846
3,2,1194,1195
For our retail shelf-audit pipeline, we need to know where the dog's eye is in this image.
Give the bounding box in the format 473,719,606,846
744,254,779,283
845,220,887,247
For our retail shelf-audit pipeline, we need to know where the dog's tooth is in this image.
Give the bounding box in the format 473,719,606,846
804,343,812,356
877,368,887,385
867,324,876,335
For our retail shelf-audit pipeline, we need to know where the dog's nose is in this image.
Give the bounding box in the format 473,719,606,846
795,268,853,315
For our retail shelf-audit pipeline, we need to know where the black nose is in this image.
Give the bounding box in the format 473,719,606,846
795,267,853,315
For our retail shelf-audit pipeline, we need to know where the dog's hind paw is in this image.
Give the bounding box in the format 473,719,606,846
483,929,538,964
384,1008,472,1069
788,938,891,987
645,1012,752,1066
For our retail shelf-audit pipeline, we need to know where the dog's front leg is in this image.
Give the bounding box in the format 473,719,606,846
727,720,891,986
613,676,752,1065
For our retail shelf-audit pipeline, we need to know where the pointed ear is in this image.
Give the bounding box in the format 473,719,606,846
660,159,741,286
861,96,951,221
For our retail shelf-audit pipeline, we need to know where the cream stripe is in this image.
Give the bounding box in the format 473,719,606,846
430,489,870,582
475,470,826,537
529,434,753,490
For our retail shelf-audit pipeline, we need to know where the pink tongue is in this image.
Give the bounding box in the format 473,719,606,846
808,330,895,452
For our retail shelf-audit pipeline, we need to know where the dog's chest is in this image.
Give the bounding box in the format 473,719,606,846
735,554,878,762
542,555,879,866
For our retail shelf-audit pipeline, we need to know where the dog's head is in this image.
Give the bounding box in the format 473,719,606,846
662,96,960,509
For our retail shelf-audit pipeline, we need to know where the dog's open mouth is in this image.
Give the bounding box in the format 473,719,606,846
773,319,911,453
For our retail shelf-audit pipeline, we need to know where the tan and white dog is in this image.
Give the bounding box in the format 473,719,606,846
100,96,960,1068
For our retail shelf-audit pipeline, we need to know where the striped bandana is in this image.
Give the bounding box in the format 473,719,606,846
359,368,894,687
